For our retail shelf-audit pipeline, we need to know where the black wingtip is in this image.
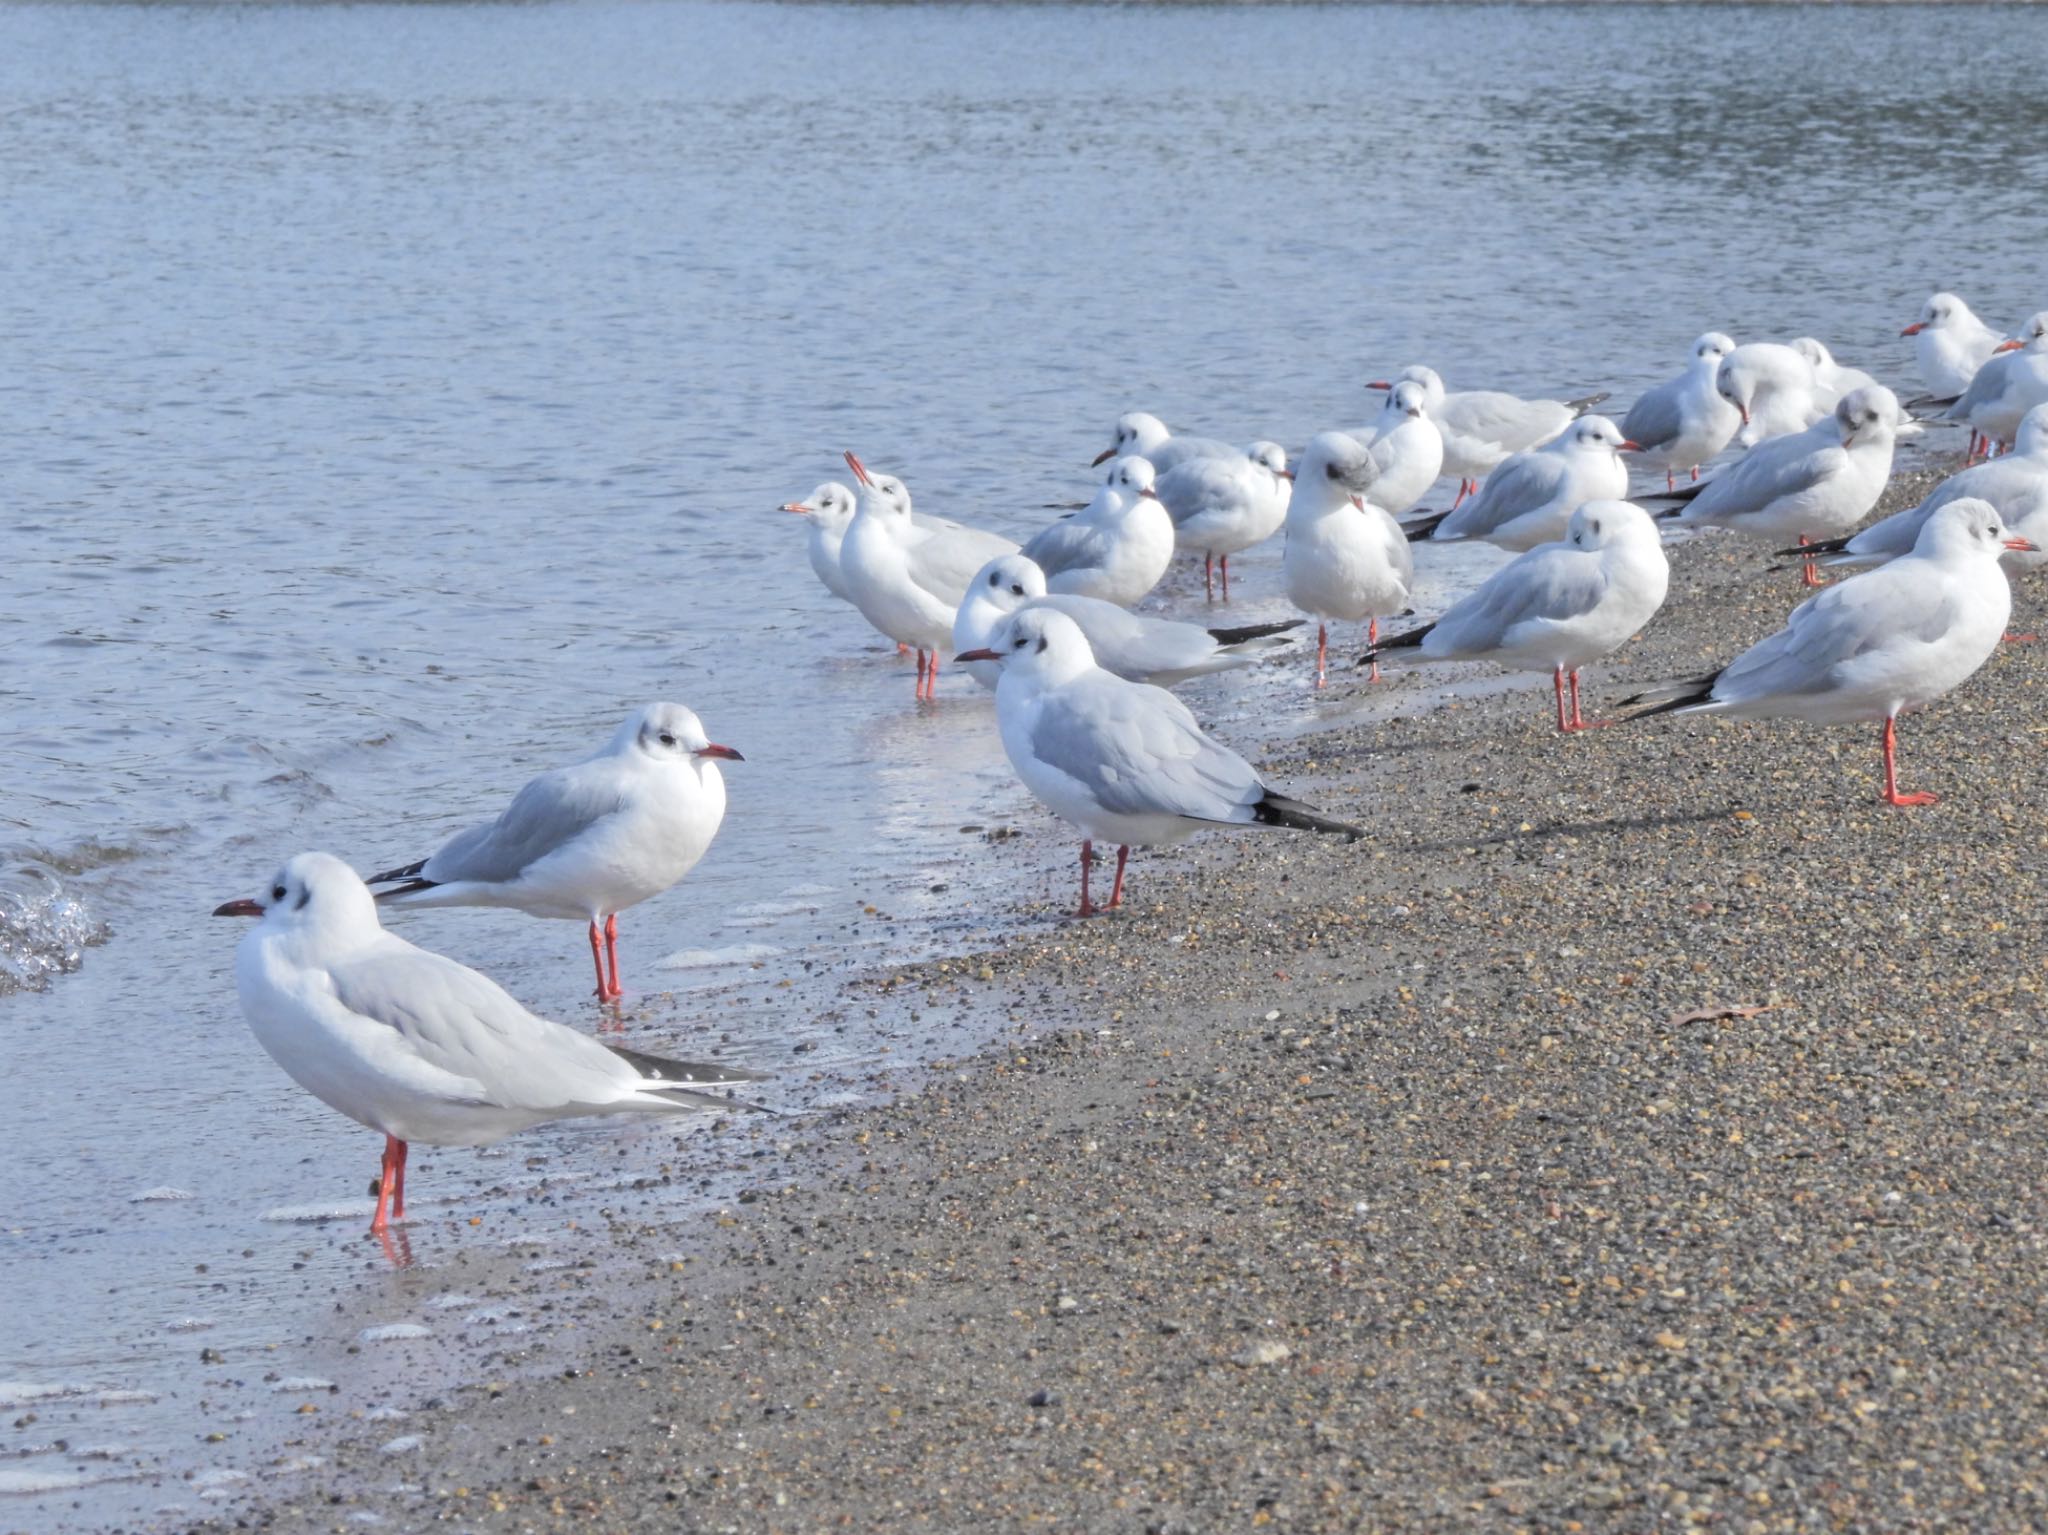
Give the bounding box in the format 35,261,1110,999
1360,621,1434,666
1206,618,1307,646
1778,536,1850,558
1615,672,1720,721
370,879,438,902
1643,478,1709,506
364,858,428,886
1566,391,1612,415
1252,792,1364,842
1402,510,1452,543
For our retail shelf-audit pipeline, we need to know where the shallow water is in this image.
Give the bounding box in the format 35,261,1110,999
2,1,2042,1526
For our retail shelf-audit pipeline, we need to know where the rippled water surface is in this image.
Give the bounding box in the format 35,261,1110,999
3,1,2044,1525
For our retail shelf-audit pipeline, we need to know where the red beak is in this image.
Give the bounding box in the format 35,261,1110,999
781,501,810,514
1995,339,2025,354
1090,447,1116,467
1618,440,1643,452
843,450,873,486
213,898,263,918
694,744,744,761
1901,322,1926,336
2005,537,2038,552
955,647,1001,663
1366,380,1392,391
1277,469,1295,482
1736,405,1751,425
1139,487,1161,501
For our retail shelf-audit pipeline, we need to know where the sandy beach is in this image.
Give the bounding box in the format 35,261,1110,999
199,463,2048,1534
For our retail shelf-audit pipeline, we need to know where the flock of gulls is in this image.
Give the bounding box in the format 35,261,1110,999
214,291,2048,1238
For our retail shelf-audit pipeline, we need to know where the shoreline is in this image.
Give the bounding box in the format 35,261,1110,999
204,460,2048,1533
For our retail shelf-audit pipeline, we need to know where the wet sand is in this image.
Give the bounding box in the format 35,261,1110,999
206,467,2048,1534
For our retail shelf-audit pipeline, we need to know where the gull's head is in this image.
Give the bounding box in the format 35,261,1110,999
783,481,857,533
212,852,380,938
1789,337,1834,372
1835,385,1900,446
620,702,743,765
1567,416,1636,455
1297,430,1380,503
1567,499,1660,552
1102,455,1159,500
2016,402,2048,457
1693,332,1736,362
842,451,914,521
2002,311,2048,354
1386,380,1430,422
969,553,1048,618
955,606,1094,681
1245,441,1290,479
1714,359,1754,424
1903,292,1962,336
1918,497,2033,561
1096,411,1169,466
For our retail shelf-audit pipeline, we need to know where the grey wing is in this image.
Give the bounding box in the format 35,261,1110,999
1034,596,1170,679
1439,451,1561,537
1620,378,1685,450
1031,679,1262,823
1154,457,1246,524
907,525,1020,604
1443,391,1568,448
1948,355,2010,417
1844,498,1934,559
1717,570,1953,701
1433,545,1606,653
423,765,626,885
1022,517,1109,577
1689,438,1840,519
327,944,635,1112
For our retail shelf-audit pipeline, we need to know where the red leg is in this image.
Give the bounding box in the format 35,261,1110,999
1881,715,1938,807
1203,552,1214,602
1559,667,1613,731
1553,663,1569,733
371,1135,407,1233
927,649,941,697
389,1138,408,1219
603,912,622,1000
1367,618,1381,683
1799,534,1826,588
1450,480,1468,511
1690,465,1700,483
897,642,910,656
588,919,608,1000
1219,555,1231,601
1315,622,1328,689
1076,840,1096,918
1107,845,1129,909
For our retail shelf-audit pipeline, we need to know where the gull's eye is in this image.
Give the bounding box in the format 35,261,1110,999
1324,462,1339,480
1010,583,1025,596
272,884,286,902
1013,636,1027,649
658,732,677,747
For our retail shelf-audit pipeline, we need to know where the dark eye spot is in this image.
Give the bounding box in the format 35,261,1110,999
272,884,286,901
658,732,677,747
1590,520,1602,535
1013,637,1026,649
1325,463,1339,480
295,887,311,911
1010,583,1025,595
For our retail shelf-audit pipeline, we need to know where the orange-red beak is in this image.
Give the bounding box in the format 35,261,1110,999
2004,537,2038,553
1995,338,2025,353
955,647,1000,663
1619,440,1643,452
1277,469,1295,482
1090,447,1116,466
1139,486,1161,501
213,898,263,918
694,744,744,761
1901,322,1926,336
1366,380,1392,391
781,501,810,515
843,450,873,485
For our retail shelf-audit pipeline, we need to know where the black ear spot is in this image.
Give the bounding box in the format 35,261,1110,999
1590,520,1602,535
1036,636,1048,654
989,572,1000,586
295,887,311,912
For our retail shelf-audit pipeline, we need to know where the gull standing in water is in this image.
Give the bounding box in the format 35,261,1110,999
953,554,1301,690
1655,386,1902,586
1283,430,1412,686
956,609,1359,915
1366,500,1669,731
1421,416,1637,551
1621,332,1741,491
840,450,1018,699
781,480,987,617
1022,456,1175,605
218,854,767,1236
365,703,739,1003
1155,441,1293,600
1622,499,2034,807
1368,366,1608,506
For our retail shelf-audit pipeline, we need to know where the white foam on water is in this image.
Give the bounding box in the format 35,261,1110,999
94,1389,159,1406
356,1324,432,1344
270,1377,334,1393
262,1200,377,1224
165,1317,215,1333
128,1186,196,1203
0,1467,128,1496
653,942,783,971
0,1381,94,1409
425,1293,481,1311
0,862,109,996
192,1468,250,1499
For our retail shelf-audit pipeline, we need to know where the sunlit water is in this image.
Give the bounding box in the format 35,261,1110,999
2,1,2042,1526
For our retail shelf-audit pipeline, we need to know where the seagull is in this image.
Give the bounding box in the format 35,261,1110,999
955,608,1359,915
953,553,1302,690
1904,291,2005,401
1021,456,1175,606
364,703,739,1003
1789,338,1880,410
1155,441,1293,600
1621,499,2034,807
1090,412,1240,474
1346,380,1445,516
1421,416,1637,551
781,480,986,616
1366,500,1669,732
1654,386,1902,586
1620,332,1741,491
1368,366,1609,505
1943,312,2048,458
1717,342,1825,446
839,450,1018,700
1283,431,1413,686
1805,402,2048,572
216,853,768,1236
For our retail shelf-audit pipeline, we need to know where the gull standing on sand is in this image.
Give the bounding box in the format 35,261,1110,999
1366,500,1670,732
1421,416,1637,551
956,609,1360,915
366,704,740,1003
217,854,767,1235
1904,291,2005,400
1022,456,1175,605
953,554,1302,690
1622,499,2034,807
1368,366,1608,506
1717,342,1825,446
1090,411,1240,474
1807,402,2048,572
1655,386,1902,586
1347,380,1444,516
1155,441,1293,601
1621,332,1741,491
840,450,1018,700
1943,312,2048,457
1284,430,1413,686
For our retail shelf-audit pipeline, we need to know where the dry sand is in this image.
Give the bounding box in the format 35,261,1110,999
207,466,2048,1534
